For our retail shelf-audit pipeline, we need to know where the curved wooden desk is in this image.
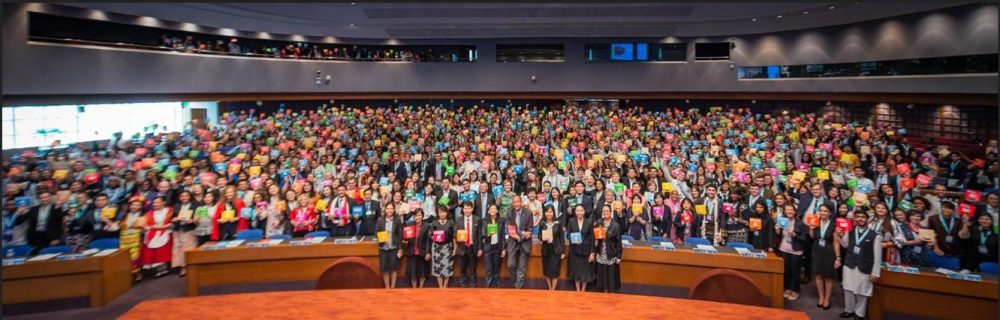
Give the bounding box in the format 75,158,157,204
185,239,787,307
121,288,808,319
869,267,998,320
2,249,132,307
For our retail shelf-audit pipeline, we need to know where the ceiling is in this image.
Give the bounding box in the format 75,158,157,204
58,2,970,39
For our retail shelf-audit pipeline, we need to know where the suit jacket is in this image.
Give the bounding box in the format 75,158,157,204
454,214,482,255
403,222,430,256
436,189,460,213
775,218,809,252
359,200,381,236
539,221,565,256
375,216,404,250
564,194,594,218
27,204,65,244
794,194,835,218
506,207,534,254
480,216,507,254
595,219,624,260
473,193,496,219
566,217,595,256
394,161,414,182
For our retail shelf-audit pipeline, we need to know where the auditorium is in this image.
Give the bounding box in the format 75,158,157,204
2,2,998,319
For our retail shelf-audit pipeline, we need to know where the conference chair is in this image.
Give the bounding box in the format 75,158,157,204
622,235,635,241
315,257,383,290
684,237,712,246
689,269,768,307
267,234,292,240
926,251,960,271
725,242,754,250
234,229,264,241
979,262,998,275
305,231,331,238
87,238,120,250
2,245,32,258
38,245,73,255
648,236,665,242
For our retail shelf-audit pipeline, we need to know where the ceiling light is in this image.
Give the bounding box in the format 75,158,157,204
776,15,783,19
751,18,757,22
802,11,808,15
829,6,835,10
350,2,356,5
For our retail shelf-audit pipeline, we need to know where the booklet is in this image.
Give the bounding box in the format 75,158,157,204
27,253,60,262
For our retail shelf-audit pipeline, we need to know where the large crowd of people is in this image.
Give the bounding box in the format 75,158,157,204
159,35,471,62
3,103,998,319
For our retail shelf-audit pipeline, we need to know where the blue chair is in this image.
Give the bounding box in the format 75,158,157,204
979,262,999,275
234,229,264,241
726,242,754,250
621,235,635,241
87,238,120,250
926,251,960,271
648,236,665,242
267,234,292,240
38,245,72,255
305,231,331,238
2,245,32,258
684,237,712,246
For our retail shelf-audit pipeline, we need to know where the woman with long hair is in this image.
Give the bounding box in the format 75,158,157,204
142,196,173,278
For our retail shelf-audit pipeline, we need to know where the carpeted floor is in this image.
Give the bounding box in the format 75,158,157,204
3,272,856,320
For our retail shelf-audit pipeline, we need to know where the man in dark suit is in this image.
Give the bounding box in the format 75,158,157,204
474,183,495,220
506,196,533,289
455,202,482,287
565,181,594,220
27,192,65,254
792,183,835,218
870,163,899,195
417,153,436,183
437,179,460,219
359,190,382,236
394,156,414,183
942,152,968,189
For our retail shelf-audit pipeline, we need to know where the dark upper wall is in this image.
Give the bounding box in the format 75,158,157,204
2,3,997,98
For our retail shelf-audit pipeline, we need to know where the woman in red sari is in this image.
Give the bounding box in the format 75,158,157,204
212,186,246,241
142,196,173,278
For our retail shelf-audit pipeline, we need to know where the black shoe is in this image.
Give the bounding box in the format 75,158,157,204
839,312,855,318
855,317,866,320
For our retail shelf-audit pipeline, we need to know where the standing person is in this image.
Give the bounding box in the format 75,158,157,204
360,191,382,236
506,195,534,289
775,204,808,301
809,204,838,310
745,201,775,251
566,205,595,291
171,191,198,276
404,209,430,288
838,210,882,320
65,194,95,252
896,210,929,266
959,214,997,272
926,202,965,262
289,194,318,238
428,206,456,288
454,202,482,287
539,205,565,290
212,186,245,241
595,204,623,293
480,204,506,288
193,192,216,245
142,196,173,278
27,191,66,254
375,203,403,288
120,197,146,282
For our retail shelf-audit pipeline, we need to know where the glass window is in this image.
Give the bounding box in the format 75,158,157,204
2,102,186,150
738,54,998,79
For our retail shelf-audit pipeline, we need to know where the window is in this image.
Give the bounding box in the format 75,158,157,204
585,43,686,62
738,54,998,79
694,42,730,61
1,102,185,150
496,44,564,62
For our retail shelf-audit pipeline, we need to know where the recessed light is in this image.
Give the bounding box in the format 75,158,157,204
776,15,783,19
829,6,835,10
751,18,757,22
803,11,808,15
350,2,356,5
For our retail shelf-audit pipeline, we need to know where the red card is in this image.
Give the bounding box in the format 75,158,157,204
682,212,693,224
507,224,518,237
836,218,852,233
403,225,416,239
896,163,912,175
805,214,820,228
593,226,606,240
899,178,915,190
916,174,931,187
964,190,982,203
959,203,977,218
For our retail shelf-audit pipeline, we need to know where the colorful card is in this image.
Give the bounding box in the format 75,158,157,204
593,226,606,240
749,218,762,231
541,229,553,242
221,209,235,221
570,232,582,244
964,190,983,203
403,225,416,239
456,230,468,243
804,214,819,228
432,230,445,243
507,224,518,238
377,231,390,243
777,216,790,228
836,218,852,233
487,223,498,235
101,207,118,220
695,204,707,216
652,207,664,219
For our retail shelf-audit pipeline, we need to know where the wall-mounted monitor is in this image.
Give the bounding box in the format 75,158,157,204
610,43,634,61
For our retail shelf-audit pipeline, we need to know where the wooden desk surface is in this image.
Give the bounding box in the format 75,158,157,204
185,239,786,307
869,267,998,320
2,249,132,307
121,288,809,320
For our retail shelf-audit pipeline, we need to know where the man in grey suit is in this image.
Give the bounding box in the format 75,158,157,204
506,195,533,289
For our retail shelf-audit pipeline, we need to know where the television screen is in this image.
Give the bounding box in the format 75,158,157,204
766,65,781,79
636,43,648,61
611,43,634,61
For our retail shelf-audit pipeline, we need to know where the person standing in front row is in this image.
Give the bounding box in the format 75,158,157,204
595,205,623,293
480,204,506,288
539,205,565,290
375,203,403,288
405,209,430,288
809,204,838,310
428,206,455,288
838,210,882,320
567,204,595,291
455,202,482,287
507,195,534,289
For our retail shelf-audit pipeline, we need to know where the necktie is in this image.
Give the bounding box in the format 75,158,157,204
516,211,522,230
465,217,472,247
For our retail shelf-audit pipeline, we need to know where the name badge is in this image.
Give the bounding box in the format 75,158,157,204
818,239,826,248
914,246,923,254
945,235,954,243
979,245,989,255
852,246,861,255
491,233,498,245
753,231,760,236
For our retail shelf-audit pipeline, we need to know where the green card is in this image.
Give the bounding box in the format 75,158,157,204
614,183,625,194
487,223,498,235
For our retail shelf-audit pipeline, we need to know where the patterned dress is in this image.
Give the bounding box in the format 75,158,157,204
430,219,455,278
120,211,144,274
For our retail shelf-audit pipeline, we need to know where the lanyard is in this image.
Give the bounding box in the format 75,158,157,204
939,214,956,234
981,230,992,246
819,219,831,239
854,226,871,246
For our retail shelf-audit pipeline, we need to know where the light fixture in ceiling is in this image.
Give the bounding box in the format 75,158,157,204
803,11,809,15
776,15,783,19
829,6,835,10
751,18,757,22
